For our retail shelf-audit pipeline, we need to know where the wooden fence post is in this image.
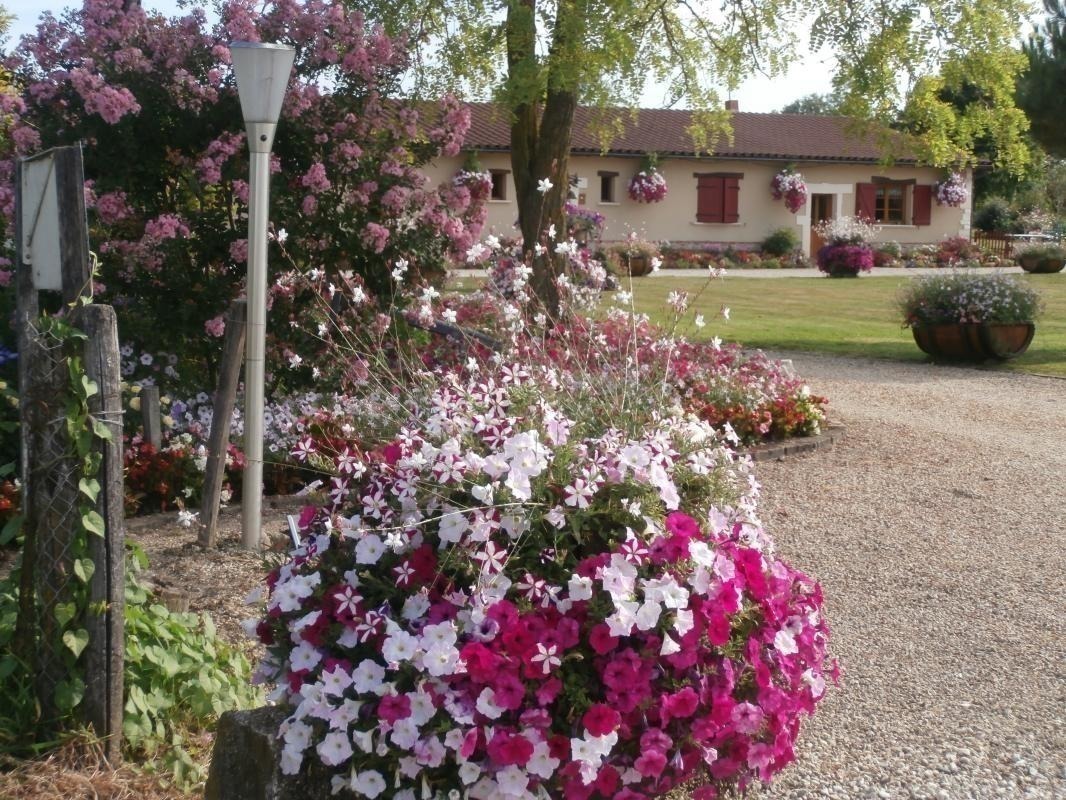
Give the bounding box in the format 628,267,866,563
13,145,94,730
77,304,125,764
140,385,161,448
199,300,246,549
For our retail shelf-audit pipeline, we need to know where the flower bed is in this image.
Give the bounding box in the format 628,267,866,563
249,355,836,799
659,244,811,271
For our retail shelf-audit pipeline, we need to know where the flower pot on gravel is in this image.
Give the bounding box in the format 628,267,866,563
1015,244,1066,274
899,272,1043,362
911,322,1035,361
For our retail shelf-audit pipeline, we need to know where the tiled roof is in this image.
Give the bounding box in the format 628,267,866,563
463,102,918,164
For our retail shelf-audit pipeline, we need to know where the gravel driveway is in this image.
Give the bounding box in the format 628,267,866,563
751,353,1066,800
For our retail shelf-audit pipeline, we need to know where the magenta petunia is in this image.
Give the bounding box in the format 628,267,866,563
582,703,621,736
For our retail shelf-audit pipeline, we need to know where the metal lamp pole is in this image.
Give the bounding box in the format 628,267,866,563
230,41,295,549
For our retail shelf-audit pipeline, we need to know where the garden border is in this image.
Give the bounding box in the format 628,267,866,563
744,423,846,461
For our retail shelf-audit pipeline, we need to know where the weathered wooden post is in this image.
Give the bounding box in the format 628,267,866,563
199,300,247,549
77,304,125,764
13,145,125,758
141,384,161,449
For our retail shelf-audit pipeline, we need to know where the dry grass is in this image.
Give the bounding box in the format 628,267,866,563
0,736,188,800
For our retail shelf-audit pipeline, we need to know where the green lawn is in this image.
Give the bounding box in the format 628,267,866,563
626,273,1066,377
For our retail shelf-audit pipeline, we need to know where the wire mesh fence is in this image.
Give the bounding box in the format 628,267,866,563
18,320,87,723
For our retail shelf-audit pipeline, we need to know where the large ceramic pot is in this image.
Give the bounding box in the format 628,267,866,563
624,253,654,277
911,322,1035,361
1017,254,1065,274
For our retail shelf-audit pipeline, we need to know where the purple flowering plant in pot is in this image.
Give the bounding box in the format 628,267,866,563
814,216,879,277
933,172,969,208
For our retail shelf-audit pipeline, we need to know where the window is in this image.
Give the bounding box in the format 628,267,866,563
875,185,905,224
856,180,932,225
598,171,618,203
489,170,509,201
695,173,742,223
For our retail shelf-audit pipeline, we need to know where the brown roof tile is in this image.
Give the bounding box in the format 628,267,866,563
463,102,918,164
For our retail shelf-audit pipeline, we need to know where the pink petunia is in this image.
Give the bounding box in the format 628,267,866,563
486,730,534,767
377,693,411,724
577,704,617,737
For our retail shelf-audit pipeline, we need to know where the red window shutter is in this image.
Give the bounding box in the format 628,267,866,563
723,177,740,223
855,183,877,221
912,184,932,226
697,176,724,222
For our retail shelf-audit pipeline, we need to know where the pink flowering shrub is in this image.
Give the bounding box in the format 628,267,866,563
1,0,487,391
248,359,836,799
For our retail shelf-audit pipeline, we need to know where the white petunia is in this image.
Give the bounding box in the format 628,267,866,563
354,534,385,564
537,177,553,194
350,659,386,693
350,769,386,798
567,574,593,602
317,730,353,766
635,600,662,631
382,630,420,664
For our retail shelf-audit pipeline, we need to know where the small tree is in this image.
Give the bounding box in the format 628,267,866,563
779,93,841,115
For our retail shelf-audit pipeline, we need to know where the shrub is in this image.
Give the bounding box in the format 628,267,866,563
760,227,799,257
897,272,1044,326
972,197,1015,233
935,235,983,267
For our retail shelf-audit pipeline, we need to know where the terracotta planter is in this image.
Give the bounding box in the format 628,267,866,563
911,322,1035,361
1018,255,1065,274
624,254,654,277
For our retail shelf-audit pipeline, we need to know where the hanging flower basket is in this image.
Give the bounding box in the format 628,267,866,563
628,153,668,203
771,168,808,213
453,168,493,203
934,172,968,207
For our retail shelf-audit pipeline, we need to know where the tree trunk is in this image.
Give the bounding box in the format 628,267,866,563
507,0,583,318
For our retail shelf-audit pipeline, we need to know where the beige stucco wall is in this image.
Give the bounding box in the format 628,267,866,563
424,153,972,256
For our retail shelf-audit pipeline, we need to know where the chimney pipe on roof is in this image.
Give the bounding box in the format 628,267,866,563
725,99,739,112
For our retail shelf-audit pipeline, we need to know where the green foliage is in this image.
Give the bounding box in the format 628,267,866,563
0,545,260,788
1020,0,1066,159
973,196,1016,232
0,577,45,754
122,544,261,790
817,0,1031,172
779,93,842,115
760,227,799,256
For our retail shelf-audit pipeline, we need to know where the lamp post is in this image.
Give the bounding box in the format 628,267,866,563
230,41,295,549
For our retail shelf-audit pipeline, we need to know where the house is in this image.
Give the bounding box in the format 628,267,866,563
423,102,972,257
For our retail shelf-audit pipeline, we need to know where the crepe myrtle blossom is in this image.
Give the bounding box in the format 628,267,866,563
249,359,835,799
